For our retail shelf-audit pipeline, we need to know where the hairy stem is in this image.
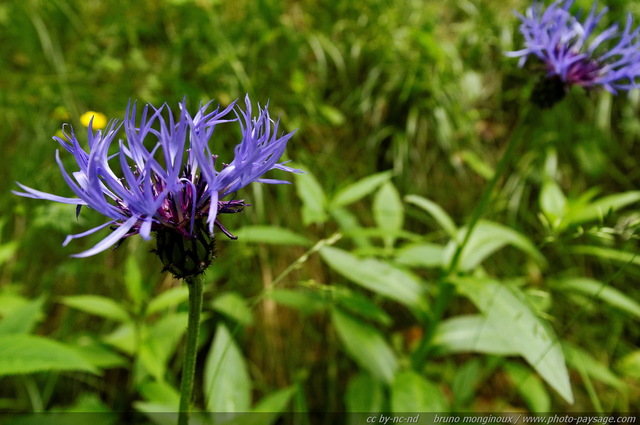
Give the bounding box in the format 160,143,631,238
178,274,205,425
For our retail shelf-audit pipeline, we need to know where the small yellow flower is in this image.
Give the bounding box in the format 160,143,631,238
80,111,108,129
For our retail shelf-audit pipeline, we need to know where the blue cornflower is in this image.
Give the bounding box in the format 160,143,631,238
507,0,640,105
14,96,300,277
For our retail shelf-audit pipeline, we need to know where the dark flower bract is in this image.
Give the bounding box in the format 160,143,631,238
507,0,640,95
14,95,301,266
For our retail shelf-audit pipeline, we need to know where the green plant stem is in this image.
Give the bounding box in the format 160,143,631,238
411,105,533,370
178,274,205,425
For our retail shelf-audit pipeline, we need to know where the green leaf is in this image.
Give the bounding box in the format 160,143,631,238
563,343,626,389
295,171,328,225
331,171,393,208
334,289,392,326
454,277,573,403
74,339,128,369
0,334,98,376
103,323,136,355
60,295,131,323
394,243,445,268
320,246,427,312
234,226,311,246
331,208,372,249
253,386,297,413
373,182,404,248
451,359,482,408
204,324,251,412
568,191,640,225
540,179,567,226
405,195,458,238
0,297,44,335
570,246,640,267
133,402,178,425
458,149,494,180
140,313,188,381
124,255,145,311
212,292,254,326
267,289,327,314
390,370,447,412
444,220,546,271
331,308,398,384
345,373,385,412
434,315,517,356
146,286,189,316
504,361,551,412
139,379,180,406
551,277,640,319
615,350,640,380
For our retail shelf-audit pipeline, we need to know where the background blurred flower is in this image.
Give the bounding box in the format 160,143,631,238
80,111,108,129
14,96,300,276
507,0,640,105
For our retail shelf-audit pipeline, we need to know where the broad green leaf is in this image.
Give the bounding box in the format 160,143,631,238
405,195,458,238
434,315,516,356
504,361,551,412
0,297,44,335
253,386,297,412
563,343,626,389
138,379,180,406
390,370,447,412
146,286,189,316
234,226,311,246
267,289,327,314
454,277,573,403
568,191,640,225
320,246,426,312
451,358,482,408
331,308,398,384
0,292,28,317
335,289,392,326
345,373,385,413
0,241,18,266
60,295,131,323
551,277,640,319
615,350,640,380
124,255,145,311
212,292,254,326
331,208,372,249
540,179,567,225
331,171,393,208
394,243,445,268
204,324,251,412
214,387,297,425
570,246,640,267
295,170,328,225
140,313,188,381
0,334,98,376
373,182,404,249
74,339,128,369
444,220,546,271
134,402,177,425
103,323,135,355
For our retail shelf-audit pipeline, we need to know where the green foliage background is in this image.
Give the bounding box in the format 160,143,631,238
1,0,640,421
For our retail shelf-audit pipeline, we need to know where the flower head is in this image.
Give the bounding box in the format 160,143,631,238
14,95,301,276
506,0,640,105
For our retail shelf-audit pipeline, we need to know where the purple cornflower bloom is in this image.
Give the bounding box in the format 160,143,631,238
14,96,300,273
506,0,640,103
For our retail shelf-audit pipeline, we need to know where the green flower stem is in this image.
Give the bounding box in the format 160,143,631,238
412,105,533,369
178,274,205,425
447,104,532,275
